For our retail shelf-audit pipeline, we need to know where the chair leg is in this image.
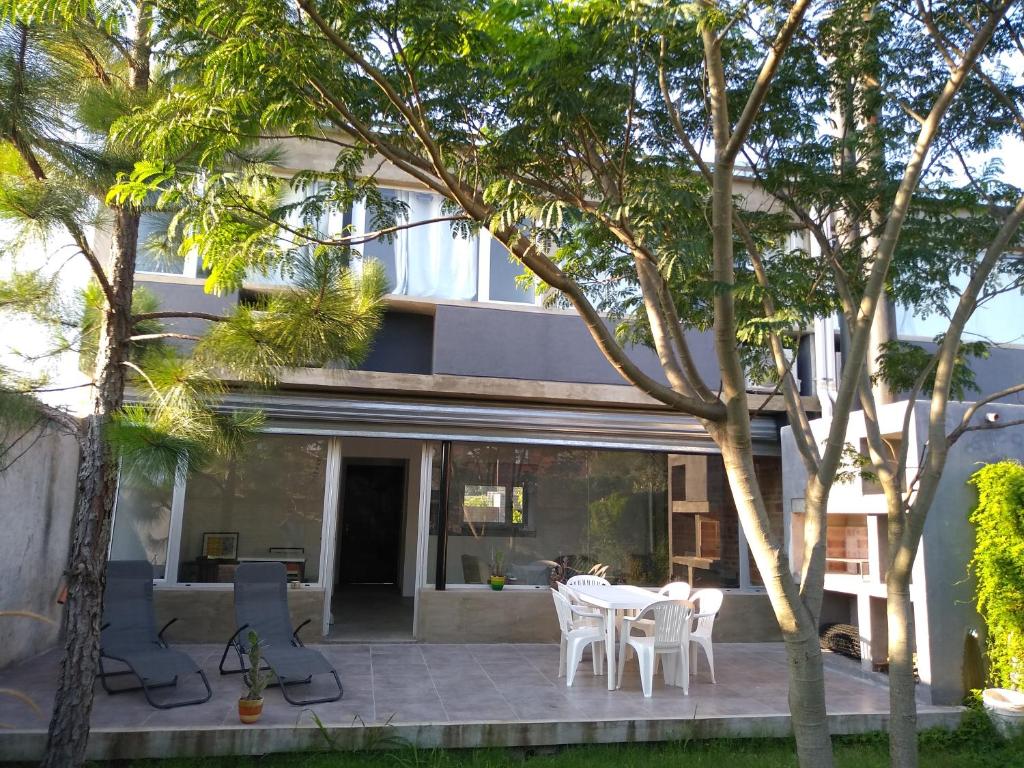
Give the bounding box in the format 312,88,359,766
692,638,715,684
661,654,676,686
566,637,586,688
558,635,567,678
616,634,629,689
278,669,344,705
677,645,690,695
637,646,654,697
590,640,604,675
139,669,214,710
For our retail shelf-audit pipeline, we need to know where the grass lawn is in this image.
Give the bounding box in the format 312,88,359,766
82,718,1024,768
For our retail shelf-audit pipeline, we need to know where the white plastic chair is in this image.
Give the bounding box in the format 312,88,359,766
566,574,610,587
689,588,723,684
550,589,605,687
556,582,602,627
617,599,692,697
631,581,691,636
658,581,691,600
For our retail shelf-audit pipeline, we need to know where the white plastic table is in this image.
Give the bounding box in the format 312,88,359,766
570,584,660,690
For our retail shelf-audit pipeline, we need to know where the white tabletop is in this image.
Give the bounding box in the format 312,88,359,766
570,584,659,611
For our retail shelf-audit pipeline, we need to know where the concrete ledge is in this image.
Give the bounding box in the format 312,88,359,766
0,709,963,762
153,588,324,643
417,589,782,643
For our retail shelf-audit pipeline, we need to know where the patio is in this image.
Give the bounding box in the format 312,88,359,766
0,642,961,762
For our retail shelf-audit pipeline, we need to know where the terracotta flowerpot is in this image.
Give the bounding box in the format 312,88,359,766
238,696,264,724
489,576,505,591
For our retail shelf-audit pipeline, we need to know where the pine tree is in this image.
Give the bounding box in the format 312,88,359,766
0,4,385,765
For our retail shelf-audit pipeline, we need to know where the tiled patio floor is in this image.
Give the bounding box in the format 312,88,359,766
0,643,961,762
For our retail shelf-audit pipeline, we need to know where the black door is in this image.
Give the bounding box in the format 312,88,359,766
337,463,405,585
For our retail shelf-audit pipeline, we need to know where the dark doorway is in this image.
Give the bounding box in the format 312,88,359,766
337,462,406,585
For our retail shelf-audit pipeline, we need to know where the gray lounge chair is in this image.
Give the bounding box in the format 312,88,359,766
219,562,343,705
99,560,212,709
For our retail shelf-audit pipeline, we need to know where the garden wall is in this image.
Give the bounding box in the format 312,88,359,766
0,425,79,669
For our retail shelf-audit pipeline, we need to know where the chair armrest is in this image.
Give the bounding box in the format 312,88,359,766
226,623,250,650
292,618,312,646
157,618,178,646
568,604,602,623
692,611,717,620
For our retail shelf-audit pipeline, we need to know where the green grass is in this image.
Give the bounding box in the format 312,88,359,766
82,717,1024,768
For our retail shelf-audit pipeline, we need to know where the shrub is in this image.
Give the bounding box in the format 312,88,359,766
968,461,1024,691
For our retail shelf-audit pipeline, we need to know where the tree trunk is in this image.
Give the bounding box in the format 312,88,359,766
786,629,834,767
887,563,917,768
41,209,139,768
717,438,834,768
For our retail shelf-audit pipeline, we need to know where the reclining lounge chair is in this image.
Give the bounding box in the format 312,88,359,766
99,560,212,709
219,562,343,705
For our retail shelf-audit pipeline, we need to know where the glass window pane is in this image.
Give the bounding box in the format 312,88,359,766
363,190,399,292
376,190,477,301
487,236,534,303
669,455,741,588
443,444,668,587
110,472,173,578
747,456,784,588
136,211,186,275
175,435,328,584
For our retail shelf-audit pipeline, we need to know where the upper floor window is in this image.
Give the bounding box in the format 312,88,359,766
133,182,540,308
896,266,1024,345
353,189,538,305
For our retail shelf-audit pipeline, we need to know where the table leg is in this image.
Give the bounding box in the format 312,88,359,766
605,609,616,690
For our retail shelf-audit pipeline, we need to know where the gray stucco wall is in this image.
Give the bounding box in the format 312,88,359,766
899,341,1024,405
356,312,433,375
136,279,239,341
919,401,1024,704
0,426,79,669
432,304,721,387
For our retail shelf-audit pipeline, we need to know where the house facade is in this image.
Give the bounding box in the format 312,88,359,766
103,144,1024,651
105,149,807,644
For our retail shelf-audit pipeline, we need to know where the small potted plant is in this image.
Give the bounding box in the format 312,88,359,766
489,550,506,590
238,630,269,724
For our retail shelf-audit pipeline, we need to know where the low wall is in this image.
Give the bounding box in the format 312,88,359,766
416,589,781,643
0,426,79,669
154,588,325,643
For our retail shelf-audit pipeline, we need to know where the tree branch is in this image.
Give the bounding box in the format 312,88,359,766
132,311,229,323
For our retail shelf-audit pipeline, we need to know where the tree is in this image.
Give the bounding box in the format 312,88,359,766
121,1,1020,765
0,3,386,765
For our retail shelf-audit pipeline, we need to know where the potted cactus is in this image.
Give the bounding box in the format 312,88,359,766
489,550,506,590
238,630,269,723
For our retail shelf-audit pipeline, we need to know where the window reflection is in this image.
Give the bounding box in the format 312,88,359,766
442,444,668,587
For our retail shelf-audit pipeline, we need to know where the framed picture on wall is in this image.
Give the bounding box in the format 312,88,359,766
202,532,239,560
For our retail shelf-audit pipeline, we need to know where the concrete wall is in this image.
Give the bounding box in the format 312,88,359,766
918,401,1024,704
0,426,79,669
416,589,781,643
782,400,1024,705
154,588,324,643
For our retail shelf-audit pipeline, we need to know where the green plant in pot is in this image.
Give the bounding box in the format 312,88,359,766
238,630,270,723
489,550,506,590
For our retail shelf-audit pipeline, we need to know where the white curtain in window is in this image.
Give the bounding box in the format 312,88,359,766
394,191,477,300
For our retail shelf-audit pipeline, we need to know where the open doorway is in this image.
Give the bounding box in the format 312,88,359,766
330,459,414,641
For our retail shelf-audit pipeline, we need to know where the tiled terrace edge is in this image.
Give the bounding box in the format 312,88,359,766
0,708,964,763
